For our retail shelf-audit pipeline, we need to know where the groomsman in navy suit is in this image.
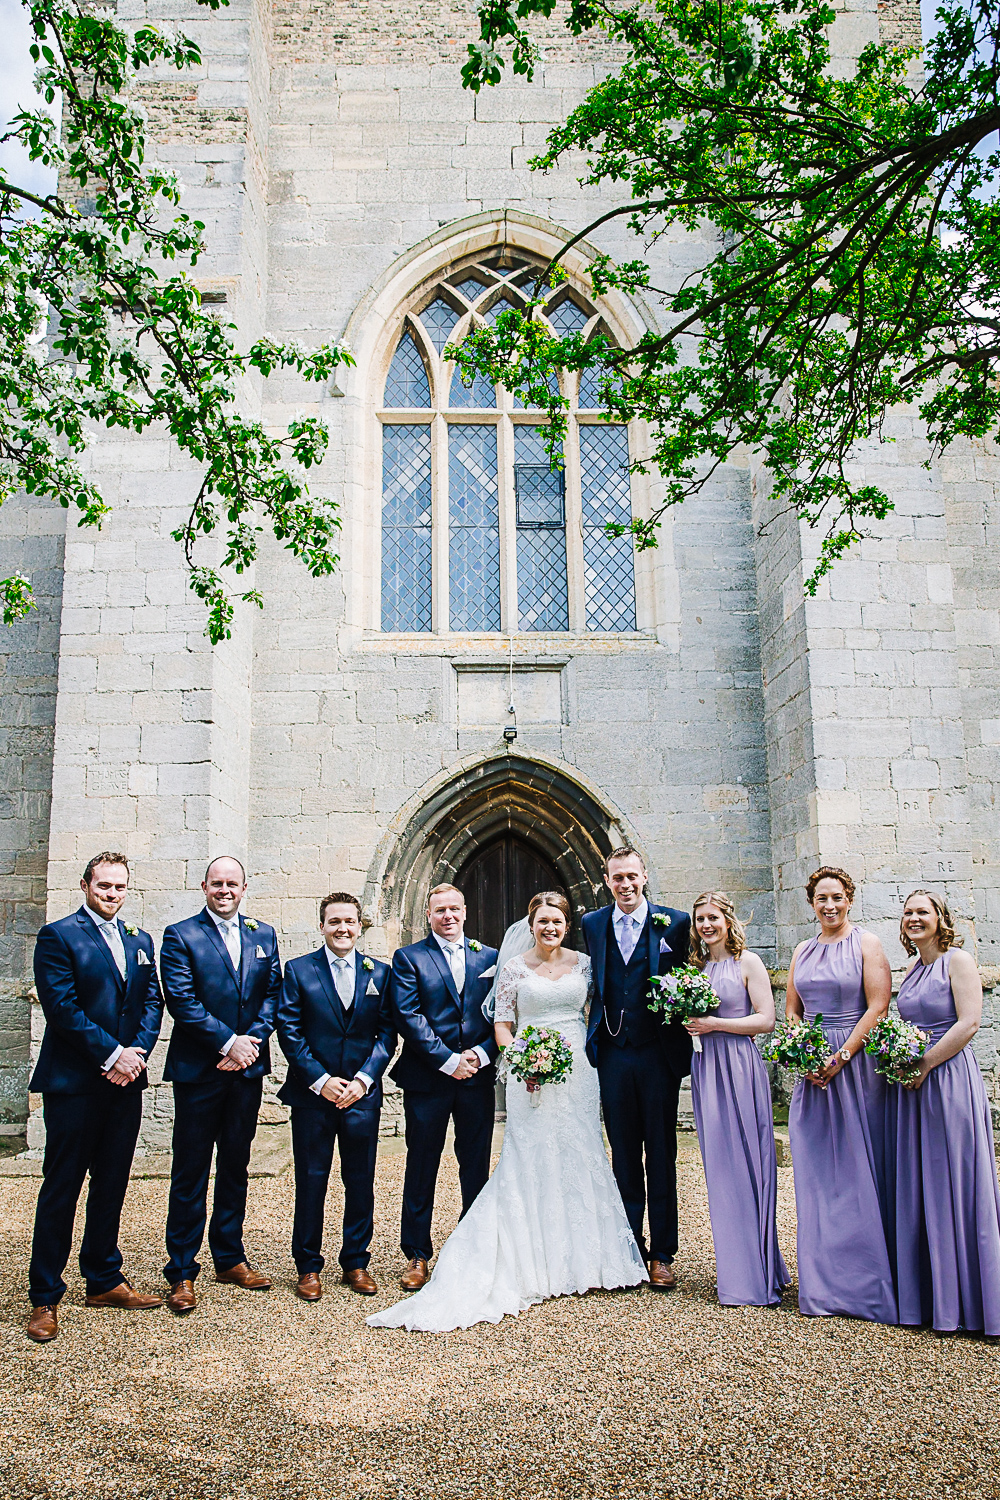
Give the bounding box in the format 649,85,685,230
389,883,499,1290
159,856,281,1313
583,846,691,1290
277,892,395,1298
27,852,165,1342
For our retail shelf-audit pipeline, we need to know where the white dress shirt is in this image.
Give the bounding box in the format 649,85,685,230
613,898,648,962
83,903,128,1073
311,944,374,1098
207,907,243,1056
433,931,490,1077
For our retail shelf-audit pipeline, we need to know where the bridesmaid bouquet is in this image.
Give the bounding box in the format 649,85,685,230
503,1025,574,1106
648,964,719,1052
761,1017,830,1077
864,1014,929,1082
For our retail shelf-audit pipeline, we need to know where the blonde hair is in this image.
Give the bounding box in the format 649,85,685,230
900,888,962,956
690,891,747,964
427,883,464,908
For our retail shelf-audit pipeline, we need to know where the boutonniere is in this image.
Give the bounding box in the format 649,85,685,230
124,924,139,937
468,939,482,952
243,918,259,931
651,913,671,930
361,956,374,971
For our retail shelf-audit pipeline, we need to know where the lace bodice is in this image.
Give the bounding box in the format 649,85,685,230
493,952,591,1030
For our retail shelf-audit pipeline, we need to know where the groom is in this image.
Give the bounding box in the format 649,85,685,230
389,883,499,1291
583,846,691,1289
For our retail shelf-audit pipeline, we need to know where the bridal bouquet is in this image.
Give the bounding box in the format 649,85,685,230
647,964,719,1052
760,1017,830,1077
864,1014,929,1082
503,1025,573,1105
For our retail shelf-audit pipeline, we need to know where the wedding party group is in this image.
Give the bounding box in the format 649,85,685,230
22,844,1000,1345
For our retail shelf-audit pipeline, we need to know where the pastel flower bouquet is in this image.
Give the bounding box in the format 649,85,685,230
647,964,719,1052
864,1014,929,1082
761,1016,830,1077
503,1025,573,1106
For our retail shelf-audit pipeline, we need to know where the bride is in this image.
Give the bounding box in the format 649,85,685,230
367,891,647,1332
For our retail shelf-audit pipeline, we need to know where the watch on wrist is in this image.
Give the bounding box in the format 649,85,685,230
838,1046,852,1063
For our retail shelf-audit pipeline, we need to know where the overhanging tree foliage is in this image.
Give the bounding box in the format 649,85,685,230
457,0,1000,588
1,0,350,641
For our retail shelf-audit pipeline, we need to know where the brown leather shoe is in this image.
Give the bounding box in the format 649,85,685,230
214,1262,271,1290
27,1305,57,1342
648,1259,677,1290
166,1279,197,1314
85,1281,163,1309
400,1257,429,1291
342,1268,378,1296
296,1272,323,1301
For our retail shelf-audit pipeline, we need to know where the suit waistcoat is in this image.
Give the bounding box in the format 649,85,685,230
603,921,655,1049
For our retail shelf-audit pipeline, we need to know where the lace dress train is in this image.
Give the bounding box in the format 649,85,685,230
367,954,647,1332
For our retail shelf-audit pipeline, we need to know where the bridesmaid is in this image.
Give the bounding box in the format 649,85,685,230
894,889,1000,1336
786,865,897,1322
687,892,789,1306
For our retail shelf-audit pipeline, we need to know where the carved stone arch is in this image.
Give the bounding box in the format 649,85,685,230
365,751,651,948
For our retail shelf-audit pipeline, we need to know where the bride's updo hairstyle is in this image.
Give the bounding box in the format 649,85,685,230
528,890,571,929
689,890,747,965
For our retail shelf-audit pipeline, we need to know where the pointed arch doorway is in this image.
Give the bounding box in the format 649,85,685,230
455,836,560,952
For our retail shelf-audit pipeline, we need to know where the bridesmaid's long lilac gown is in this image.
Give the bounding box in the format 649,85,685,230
788,929,897,1321
894,953,1000,1334
692,958,789,1306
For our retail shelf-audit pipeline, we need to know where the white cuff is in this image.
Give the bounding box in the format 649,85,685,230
473,1046,490,1070
439,1052,462,1076
101,1044,124,1072
310,1073,331,1095
355,1072,373,1094
219,1033,237,1056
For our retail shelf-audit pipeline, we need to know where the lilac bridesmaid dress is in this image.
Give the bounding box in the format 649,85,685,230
692,958,789,1305
894,953,1000,1334
788,928,897,1321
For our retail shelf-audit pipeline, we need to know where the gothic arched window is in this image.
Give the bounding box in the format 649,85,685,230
378,252,636,634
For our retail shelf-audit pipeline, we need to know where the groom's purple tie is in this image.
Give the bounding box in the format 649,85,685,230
618,913,638,963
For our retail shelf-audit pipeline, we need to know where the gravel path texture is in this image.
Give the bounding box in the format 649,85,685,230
1,1134,997,1500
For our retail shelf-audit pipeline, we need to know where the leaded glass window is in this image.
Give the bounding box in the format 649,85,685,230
449,425,501,631
381,425,432,631
383,331,430,407
378,252,640,637
514,427,568,632
580,425,636,631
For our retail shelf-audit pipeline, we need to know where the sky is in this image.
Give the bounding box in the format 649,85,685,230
0,0,58,198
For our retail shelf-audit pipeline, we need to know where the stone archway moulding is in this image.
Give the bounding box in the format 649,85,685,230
364,750,652,949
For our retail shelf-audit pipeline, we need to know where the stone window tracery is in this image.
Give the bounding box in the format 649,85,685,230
378,250,636,635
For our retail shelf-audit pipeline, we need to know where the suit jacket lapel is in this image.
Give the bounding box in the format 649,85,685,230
77,908,126,990
348,959,371,1031
239,916,253,994
426,935,460,1007
120,923,140,991
313,947,351,1030
646,906,660,979
200,909,240,989
591,907,611,998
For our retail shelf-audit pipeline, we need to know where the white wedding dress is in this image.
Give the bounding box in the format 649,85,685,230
367,953,647,1332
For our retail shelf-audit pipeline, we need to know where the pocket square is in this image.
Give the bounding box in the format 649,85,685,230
255,944,266,959
659,938,670,954
479,964,497,979
365,978,379,996
136,950,150,966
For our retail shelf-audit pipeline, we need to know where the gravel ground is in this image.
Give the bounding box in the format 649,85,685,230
1,1135,997,1500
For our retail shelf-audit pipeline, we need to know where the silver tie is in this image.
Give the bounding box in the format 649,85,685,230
333,957,353,1008
618,914,638,964
220,919,241,969
446,941,466,994
100,919,127,978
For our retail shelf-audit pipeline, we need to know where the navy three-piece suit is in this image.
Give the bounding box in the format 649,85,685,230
278,946,395,1273
29,908,164,1306
159,908,281,1283
583,901,692,1264
389,934,499,1262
